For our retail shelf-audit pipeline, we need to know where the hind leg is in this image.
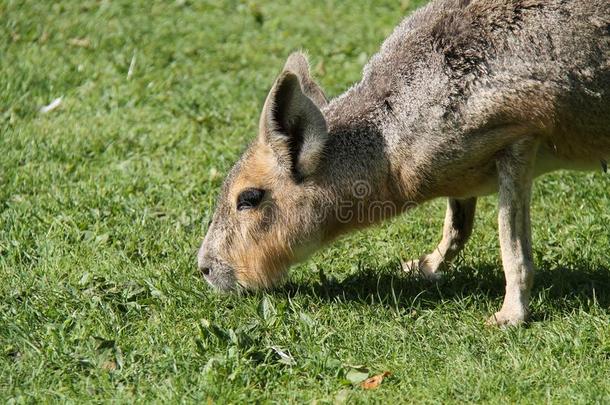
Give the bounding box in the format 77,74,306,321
403,197,477,280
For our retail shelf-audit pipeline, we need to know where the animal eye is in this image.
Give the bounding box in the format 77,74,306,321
237,188,266,211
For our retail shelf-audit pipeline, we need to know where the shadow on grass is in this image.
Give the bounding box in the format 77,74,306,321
281,260,610,318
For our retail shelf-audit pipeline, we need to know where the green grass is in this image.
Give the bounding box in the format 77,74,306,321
1,0,609,402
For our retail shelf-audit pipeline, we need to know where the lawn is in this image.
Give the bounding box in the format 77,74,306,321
1,0,609,402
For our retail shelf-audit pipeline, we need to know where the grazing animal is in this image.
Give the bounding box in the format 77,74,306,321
198,0,610,325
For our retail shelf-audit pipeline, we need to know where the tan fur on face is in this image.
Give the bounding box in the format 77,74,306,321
202,55,331,291
229,141,280,197
226,140,307,289
229,228,293,289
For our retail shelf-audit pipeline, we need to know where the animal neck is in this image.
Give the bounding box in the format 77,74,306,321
313,89,420,240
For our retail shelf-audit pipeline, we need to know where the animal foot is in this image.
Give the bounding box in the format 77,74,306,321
401,257,443,282
485,308,529,327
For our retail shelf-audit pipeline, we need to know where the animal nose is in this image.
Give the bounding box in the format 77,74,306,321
200,266,211,277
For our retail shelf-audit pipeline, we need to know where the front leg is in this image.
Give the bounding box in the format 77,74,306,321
487,140,538,326
403,197,477,280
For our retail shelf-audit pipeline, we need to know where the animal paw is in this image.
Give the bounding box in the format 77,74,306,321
485,309,528,327
401,257,443,281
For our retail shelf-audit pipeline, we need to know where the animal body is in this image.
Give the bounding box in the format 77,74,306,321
198,0,610,325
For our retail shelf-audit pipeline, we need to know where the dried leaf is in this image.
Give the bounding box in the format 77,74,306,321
101,360,117,371
68,37,91,48
360,371,391,390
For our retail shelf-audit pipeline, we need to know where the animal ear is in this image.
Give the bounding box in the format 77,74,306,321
259,54,328,180
282,52,328,108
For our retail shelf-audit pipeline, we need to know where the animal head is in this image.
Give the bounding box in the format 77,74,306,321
198,52,332,291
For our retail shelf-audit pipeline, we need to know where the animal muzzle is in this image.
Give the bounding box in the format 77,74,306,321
197,247,237,292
